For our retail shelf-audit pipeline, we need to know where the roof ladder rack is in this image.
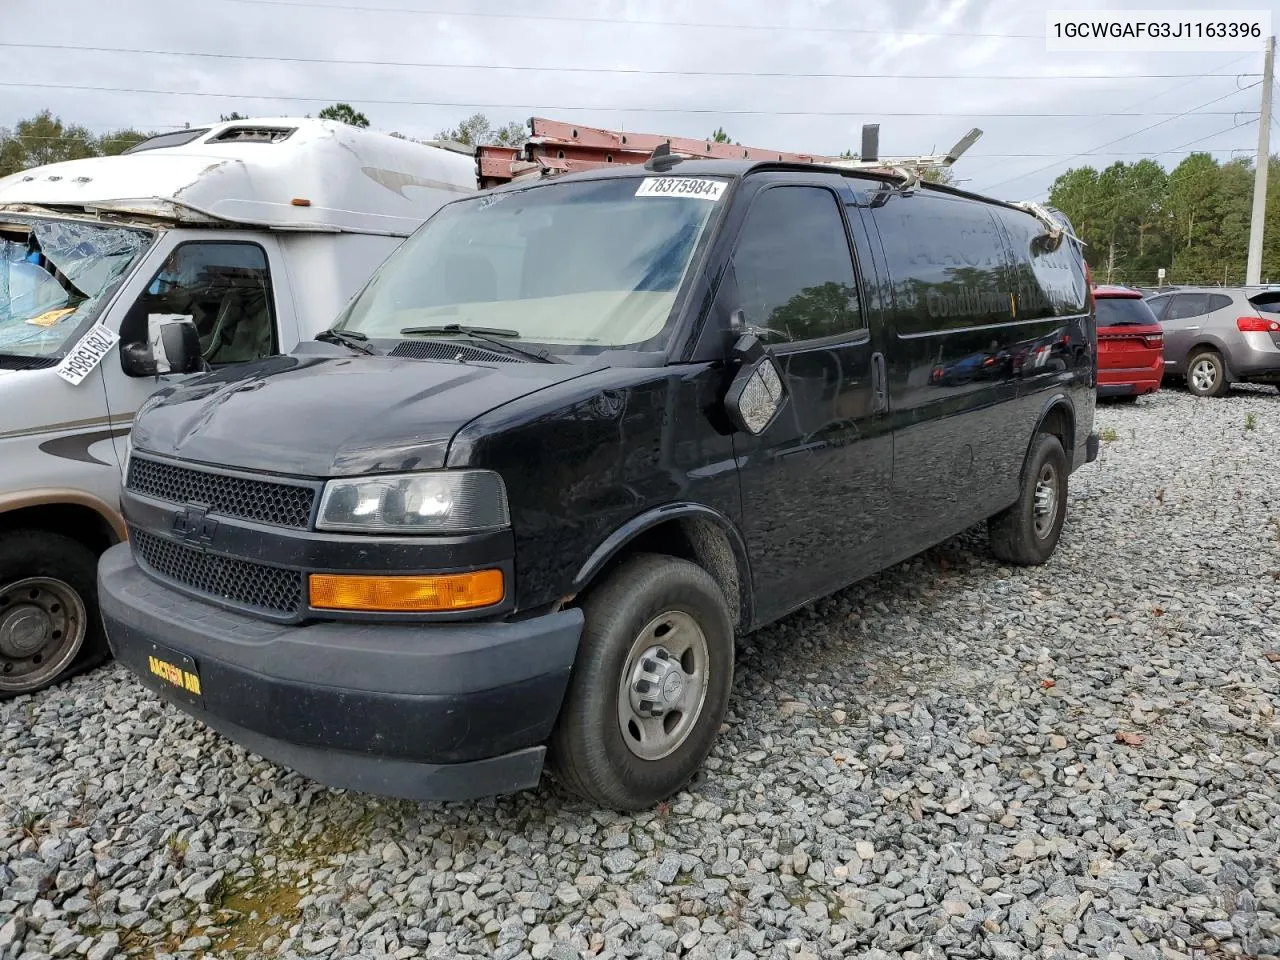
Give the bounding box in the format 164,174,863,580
474,119,985,189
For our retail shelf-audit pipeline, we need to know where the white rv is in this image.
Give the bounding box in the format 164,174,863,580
0,117,475,697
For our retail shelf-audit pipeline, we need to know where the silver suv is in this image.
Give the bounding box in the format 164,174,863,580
1144,287,1280,397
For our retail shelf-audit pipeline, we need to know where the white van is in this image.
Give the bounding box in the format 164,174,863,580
0,117,475,697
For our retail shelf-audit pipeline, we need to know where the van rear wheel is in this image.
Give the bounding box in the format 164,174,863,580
0,531,107,699
548,553,733,811
988,434,1068,566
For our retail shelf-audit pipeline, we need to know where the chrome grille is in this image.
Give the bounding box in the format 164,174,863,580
127,456,315,528
131,528,304,617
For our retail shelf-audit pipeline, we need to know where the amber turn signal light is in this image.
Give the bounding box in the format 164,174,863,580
309,570,504,612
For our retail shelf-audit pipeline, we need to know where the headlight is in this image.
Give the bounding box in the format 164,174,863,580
316,470,509,533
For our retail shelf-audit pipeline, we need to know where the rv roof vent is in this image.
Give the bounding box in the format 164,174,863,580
210,126,297,144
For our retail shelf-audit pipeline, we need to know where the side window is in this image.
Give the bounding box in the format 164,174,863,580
1145,295,1171,321
1206,293,1233,313
121,242,276,366
869,191,1012,334
1165,293,1210,322
730,185,863,343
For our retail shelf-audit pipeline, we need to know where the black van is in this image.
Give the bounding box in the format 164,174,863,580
99,159,1098,810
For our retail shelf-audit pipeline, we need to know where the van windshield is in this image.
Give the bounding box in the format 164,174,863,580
0,217,153,358
337,175,727,353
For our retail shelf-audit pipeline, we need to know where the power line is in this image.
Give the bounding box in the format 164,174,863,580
1051,120,1261,217
187,0,1045,39
979,80,1262,193
0,81,1253,118
1156,117,1258,159
973,51,1261,191
0,42,1253,83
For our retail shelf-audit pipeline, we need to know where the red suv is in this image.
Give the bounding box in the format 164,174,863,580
1094,285,1163,402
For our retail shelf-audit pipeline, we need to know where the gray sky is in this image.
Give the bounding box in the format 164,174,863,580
2,0,1274,199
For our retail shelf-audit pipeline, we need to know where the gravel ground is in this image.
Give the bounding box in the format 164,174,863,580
3,385,1279,960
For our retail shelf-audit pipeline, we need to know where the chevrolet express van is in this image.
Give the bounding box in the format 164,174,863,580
100,157,1098,809
0,117,474,697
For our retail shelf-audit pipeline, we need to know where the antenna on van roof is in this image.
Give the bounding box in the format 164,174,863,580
645,141,683,172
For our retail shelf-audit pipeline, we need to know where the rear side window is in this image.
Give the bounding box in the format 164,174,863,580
993,207,1088,320
1096,297,1158,327
869,190,1013,335
1145,294,1171,320
1250,291,1280,314
1165,293,1210,321
1206,293,1233,313
729,185,863,342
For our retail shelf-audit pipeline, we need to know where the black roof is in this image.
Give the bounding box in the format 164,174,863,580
490,156,1024,213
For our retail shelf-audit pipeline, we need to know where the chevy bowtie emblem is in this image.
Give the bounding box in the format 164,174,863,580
172,505,218,548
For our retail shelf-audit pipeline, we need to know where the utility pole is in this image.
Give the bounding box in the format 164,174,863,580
1246,35,1274,287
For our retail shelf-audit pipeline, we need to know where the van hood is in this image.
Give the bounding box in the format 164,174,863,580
131,353,598,477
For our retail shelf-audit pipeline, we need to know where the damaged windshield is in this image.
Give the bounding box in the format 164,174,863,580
336,175,726,354
0,217,153,358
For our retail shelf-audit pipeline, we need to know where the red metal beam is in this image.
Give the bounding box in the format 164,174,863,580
475,117,843,187
527,118,833,164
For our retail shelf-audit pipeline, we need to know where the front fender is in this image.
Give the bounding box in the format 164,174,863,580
571,502,754,629
0,488,127,542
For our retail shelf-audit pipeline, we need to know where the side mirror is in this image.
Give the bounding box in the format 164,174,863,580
724,334,787,435
120,341,159,378
121,315,203,378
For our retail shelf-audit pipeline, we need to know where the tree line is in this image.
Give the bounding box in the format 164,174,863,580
1048,153,1280,287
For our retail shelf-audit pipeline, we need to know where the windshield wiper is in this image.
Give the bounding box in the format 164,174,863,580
400,324,562,364
315,328,377,355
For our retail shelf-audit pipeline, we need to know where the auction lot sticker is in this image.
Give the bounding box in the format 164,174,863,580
55,324,120,386
635,177,727,200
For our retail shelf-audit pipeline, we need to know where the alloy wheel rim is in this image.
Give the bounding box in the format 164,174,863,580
1190,359,1217,393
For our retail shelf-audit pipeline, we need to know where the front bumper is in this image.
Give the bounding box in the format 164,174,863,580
99,543,584,801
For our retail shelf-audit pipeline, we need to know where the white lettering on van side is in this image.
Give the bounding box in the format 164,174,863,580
635,178,726,201
54,324,120,387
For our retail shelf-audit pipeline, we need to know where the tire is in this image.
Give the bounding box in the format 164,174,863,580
988,434,1069,566
1186,350,1228,398
548,553,734,811
0,531,108,699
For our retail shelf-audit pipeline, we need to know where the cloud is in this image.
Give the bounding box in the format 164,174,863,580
0,0,1266,197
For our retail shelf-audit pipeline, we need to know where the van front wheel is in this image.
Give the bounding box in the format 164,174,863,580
549,553,734,811
988,433,1069,566
0,531,107,699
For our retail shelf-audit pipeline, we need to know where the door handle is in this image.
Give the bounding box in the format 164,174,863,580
871,351,887,414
